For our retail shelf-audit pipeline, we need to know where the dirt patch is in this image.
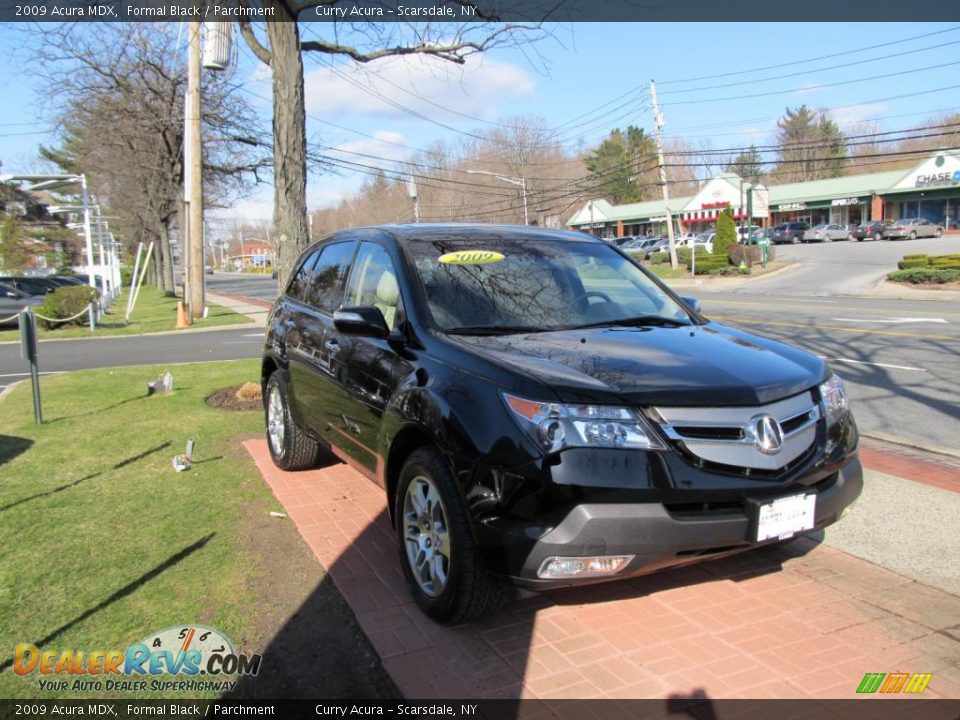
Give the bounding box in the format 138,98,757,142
205,385,262,412
889,280,960,291
229,494,398,699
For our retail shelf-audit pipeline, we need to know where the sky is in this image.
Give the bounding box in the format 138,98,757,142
1,21,958,223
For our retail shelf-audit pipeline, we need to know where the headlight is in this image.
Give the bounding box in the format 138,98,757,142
502,393,666,453
819,373,850,427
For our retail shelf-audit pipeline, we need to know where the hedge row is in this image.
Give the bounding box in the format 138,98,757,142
37,285,100,329
897,253,960,270
888,268,960,284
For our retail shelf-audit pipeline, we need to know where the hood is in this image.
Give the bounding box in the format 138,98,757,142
450,322,826,406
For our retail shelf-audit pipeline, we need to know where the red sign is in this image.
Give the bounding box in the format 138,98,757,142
702,201,730,209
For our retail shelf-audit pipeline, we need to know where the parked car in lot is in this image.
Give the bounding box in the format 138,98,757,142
261,224,862,622
771,222,809,244
805,224,848,243
692,232,714,254
621,236,666,258
736,225,760,242
0,281,43,325
852,220,893,242
885,218,944,240
0,276,62,296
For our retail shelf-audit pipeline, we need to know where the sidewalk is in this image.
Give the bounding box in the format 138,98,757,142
243,439,960,701
207,291,271,325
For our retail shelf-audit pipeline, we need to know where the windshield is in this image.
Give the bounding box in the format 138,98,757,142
406,237,693,333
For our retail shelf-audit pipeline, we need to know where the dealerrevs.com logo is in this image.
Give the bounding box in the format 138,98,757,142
14,625,262,693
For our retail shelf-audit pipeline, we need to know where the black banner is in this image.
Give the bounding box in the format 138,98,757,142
1,700,960,720
1,0,960,23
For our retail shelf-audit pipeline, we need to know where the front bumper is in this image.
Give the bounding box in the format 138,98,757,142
506,456,863,589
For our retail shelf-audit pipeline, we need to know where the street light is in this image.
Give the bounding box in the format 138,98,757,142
465,169,528,225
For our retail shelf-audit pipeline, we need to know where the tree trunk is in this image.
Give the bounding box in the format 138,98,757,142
160,218,176,296
265,6,308,288
153,223,172,295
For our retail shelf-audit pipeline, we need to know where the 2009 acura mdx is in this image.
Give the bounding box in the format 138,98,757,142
261,224,861,623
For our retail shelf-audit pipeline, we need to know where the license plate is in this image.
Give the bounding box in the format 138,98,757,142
751,492,816,542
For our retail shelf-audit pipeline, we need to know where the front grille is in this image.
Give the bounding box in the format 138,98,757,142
653,392,820,472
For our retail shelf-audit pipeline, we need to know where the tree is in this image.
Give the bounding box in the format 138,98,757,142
0,216,29,272
583,126,657,204
712,209,737,259
775,105,846,183
28,24,268,294
237,7,550,284
725,145,763,184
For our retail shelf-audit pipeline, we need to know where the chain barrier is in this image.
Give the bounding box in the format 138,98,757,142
0,312,21,324
32,303,96,324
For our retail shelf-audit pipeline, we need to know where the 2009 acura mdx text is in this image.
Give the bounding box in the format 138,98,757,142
261,225,862,623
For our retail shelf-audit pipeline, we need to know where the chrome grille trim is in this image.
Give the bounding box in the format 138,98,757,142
654,392,820,471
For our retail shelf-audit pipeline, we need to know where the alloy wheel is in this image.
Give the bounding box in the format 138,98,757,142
402,475,451,598
267,384,285,456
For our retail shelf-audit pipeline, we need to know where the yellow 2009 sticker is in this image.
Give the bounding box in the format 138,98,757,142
438,250,505,265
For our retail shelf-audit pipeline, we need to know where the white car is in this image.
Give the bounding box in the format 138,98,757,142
675,232,699,247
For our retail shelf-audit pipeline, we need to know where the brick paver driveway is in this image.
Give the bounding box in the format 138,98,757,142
245,440,959,700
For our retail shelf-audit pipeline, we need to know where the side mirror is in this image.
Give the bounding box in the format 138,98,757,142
333,306,390,339
679,295,702,313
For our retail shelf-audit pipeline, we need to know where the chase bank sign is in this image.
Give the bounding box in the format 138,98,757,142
914,170,960,188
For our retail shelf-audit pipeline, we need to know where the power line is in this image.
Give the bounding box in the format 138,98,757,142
662,61,960,106
658,25,960,85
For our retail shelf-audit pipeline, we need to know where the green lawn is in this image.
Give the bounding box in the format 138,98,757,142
0,361,273,699
0,286,250,342
644,264,687,280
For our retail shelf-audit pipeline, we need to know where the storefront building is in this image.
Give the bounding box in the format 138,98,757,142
567,152,960,236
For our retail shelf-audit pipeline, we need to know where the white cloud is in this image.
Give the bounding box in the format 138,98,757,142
330,130,410,164
827,103,888,127
302,54,534,122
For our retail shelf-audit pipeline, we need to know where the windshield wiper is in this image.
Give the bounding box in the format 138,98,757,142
571,315,691,330
445,325,551,336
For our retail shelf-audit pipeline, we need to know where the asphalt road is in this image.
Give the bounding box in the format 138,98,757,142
205,272,279,304
735,234,960,296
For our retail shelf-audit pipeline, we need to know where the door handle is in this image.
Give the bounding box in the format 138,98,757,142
324,339,340,352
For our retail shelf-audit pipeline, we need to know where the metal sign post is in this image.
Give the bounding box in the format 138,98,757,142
18,308,42,424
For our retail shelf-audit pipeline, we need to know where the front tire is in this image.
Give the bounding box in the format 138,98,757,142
874,232,883,242
935,228,943,238
264,371,321,471
395,448,505,623
910,231,917,240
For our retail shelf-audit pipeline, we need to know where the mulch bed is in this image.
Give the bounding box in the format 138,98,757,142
205,385,262,412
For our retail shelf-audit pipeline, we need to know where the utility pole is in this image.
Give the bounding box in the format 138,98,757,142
650,80,678,269
187,17,204,320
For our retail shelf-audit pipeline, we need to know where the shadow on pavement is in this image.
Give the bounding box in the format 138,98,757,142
226,451,819,701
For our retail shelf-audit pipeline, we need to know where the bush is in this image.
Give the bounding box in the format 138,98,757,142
898,258,930,270
888,268,960,284
677,246,710,263
898,253,960,270
36,285,100,328
713,209,738,258
902,254,929,261
728,244,774,266
648,251,670,265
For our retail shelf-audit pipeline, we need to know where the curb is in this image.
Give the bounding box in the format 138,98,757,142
860,430,960,462
666,261,800,289
0,322,262,346
0,379,23,404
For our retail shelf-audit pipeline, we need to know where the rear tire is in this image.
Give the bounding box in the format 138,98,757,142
909,231,917,240
395,447,506,623
874,232,883,242
264,371,321,471
935,228,943,238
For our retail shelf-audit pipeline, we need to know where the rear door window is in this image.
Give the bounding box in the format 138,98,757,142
286,249,321,302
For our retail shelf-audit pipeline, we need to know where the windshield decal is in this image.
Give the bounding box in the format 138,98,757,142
438,250,505,265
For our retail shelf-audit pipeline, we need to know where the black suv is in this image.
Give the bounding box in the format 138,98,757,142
262,225,861,622
771,222,809,244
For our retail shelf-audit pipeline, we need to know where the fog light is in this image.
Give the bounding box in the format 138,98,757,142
537,555,634,579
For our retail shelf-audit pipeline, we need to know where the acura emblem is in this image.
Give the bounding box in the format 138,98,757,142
749,414,784,455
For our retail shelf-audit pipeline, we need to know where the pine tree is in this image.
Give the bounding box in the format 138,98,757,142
583,126,657,204
775,105,847,182
725,145,763,184
712,209,737,259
